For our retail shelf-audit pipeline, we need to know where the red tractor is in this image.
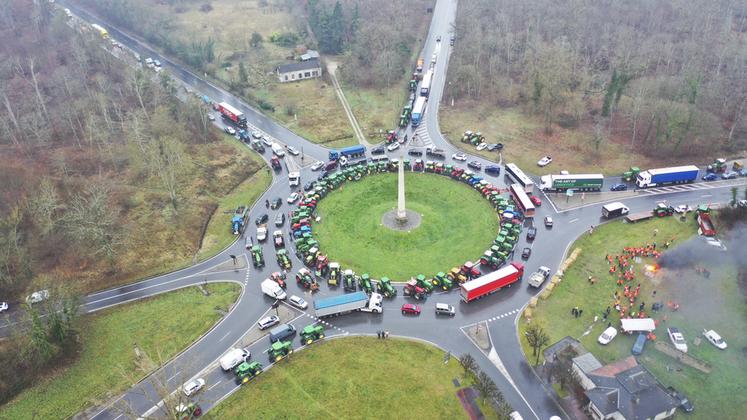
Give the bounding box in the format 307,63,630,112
315,254,330,277
461,261,481,279
271,156,281,170
385,130,398,144
270,272,287,289
404,279,426,300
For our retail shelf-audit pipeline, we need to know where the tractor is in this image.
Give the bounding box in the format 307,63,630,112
622,167,641,182
304,247,319,267
409,78,417,92
403,279,426,300
231,205,249,235
385,130,398,144
276,249,291,270
377,277,397,298
480,251,502,270
707,158,727,173
415,274,434,293
328,262,341,286
359,273,374,294
413,159,424,171
315,254,330,277
343,269,358,292
271,155,281,170
273,230,285,249
300,324,325,345
447,267,468,284
251,245,264,268
431,272,453,290
234,361,263,384
296,268,319,292
461,261,481,279
270,272,287,289
267,340,293,362
654,203,675,217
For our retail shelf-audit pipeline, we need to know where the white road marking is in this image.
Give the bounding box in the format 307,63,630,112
218,331,231,342
207,380,222,391
568,218,579,223
701,194,712,198
166,370,181,383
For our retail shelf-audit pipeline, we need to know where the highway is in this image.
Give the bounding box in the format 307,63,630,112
16,1,743,419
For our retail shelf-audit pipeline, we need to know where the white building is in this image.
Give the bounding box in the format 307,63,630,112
276,58,322,83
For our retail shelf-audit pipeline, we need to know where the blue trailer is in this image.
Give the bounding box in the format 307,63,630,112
636,165,699,188
411,96,427,126
313,291,382,317
329,145,366,161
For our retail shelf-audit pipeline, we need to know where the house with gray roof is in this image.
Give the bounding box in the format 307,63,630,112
276,58,322,83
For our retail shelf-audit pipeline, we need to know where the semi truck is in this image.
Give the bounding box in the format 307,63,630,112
460,262,524,302
411,96,427,126
540,174,604,192
261,279,287,300
602,202,630,219
635,165,699,188
329,145,366,161
313,291,383,318
420,70,434,97
216,102,247,128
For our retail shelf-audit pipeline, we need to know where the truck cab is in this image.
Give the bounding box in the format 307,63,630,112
288,171,300,187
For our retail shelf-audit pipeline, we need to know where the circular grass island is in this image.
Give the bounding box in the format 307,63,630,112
312,173,500,279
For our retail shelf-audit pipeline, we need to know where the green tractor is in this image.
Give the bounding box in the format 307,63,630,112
377,277,397,298
343,269,358,292
296,268,319,292
622,166,640,182
653,202,675,217
234,361,263,385
415,274,434,293
359,273,374,294
300,324,325,345
328,262,341,286
409,78,417,92
431,272,453,290
304,247,319,267
251,245,264,268
276,248,291,270
268,340,293,362
707,158,727,173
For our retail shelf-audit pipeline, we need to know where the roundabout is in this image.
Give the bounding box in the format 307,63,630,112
311,172,500,279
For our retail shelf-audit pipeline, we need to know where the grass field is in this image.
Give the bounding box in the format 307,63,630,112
208,337,497,419
312,173,500,280
0,284,240,419
519,217,747,418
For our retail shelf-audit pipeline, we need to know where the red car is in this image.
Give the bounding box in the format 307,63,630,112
529,195,542,206
401,303,421,315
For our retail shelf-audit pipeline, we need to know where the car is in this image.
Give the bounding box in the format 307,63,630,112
311,161,324,171
597,326,618,345
408,149,423,156
486,143,503,151
436,35,441,42
270,197,282,210
289,295,308,310
287,192,299,204
274,213,285,227
521,247,532,259
64,8,73,18
674,204,692,213
467,161,482,170
667,327,688,352
256,226,267,242
244,236,253,250
387,142,400,152
631,332,647,355
702,173,718,181
154,59,162,67
257,315,280,330
371,146,386,155
737,199,747,208
452,153,467,161
702,329,727,349
26,290,49,304
537,156,553,167
435,303,456,316
544,216,553,228
0,302,8,313
287,146,300,156
704,237,727,251
324,160,339,171
260,136,272,147
207,114,215,121
252,130,262,139
485,165,501,175
303,181,316,191
529,195,542,206
526,227,537,241
721,171,738,179
610,183,628,191
449,35,455,45
740,168,747,177
182,378,206,397
224,126,236,135
401,303,421,315
508,411,523,420
667,387,694,413
255,214,269,226
476,142,487,151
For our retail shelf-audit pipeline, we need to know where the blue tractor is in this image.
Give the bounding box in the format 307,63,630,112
232,205,249,235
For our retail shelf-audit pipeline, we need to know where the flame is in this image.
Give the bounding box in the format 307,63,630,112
645,264,660,272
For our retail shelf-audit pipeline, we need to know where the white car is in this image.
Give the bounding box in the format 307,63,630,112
544,216,553,227
286,146,300,156
674,205,692,213
256,226,267,242
452,153,467,161
0,302,8,313
476,142,487,151
261,136,272,147
311,161,324,171
597,326,618,345
287,192,299,204
667,327,688,353
27,290,49,304
703,329,727,350
182,378,205,396
387,142,400,152
208,114,215,121
537,156,553,167
224,126,236,135
244,236,253,250
704,237,727,251
257,315,280,330
289,295,308,310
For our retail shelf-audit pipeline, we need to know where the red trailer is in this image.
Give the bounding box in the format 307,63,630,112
460,262,524,302
216,102,247,128
697,212,716,237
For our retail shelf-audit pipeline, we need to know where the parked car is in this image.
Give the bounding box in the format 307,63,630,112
610,183,628,191
274,213,285,227
544,216,554,228
526,227,537,241
476,142,487,151
597,326,618,345
674,204,692,213
631,332,647,355
260,135,272,146
467,161,482,170
258,315,280,330
0,302,8,313
401,303,421,315
721,171,738,179
486,143,503,151
256,226,267,242
311,161,324,171
529,195,542,206
537,156,553,167
452,153,467,161
485,165,501,175
270,197,282,210
255,214,269,226
244,236,253,250
224,126,236,135
408,149,423,156
667,327,688,352
435,303,456,316
371,146,386,155
521,247,532,259
387,142,400,152
26,290,49,304
667,387,694,413
287,192,299,204
207,114,215,121
289,295,308,310
182,378,206,397
287,146,300,156
436,35,441,42
252,130,263,139
702,173,718,181
702,329,727,349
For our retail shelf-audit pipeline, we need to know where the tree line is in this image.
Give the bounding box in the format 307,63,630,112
446,0,747,158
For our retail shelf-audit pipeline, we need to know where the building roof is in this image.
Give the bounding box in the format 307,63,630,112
586,387,619,416
573,353,603,373
300,50,320,61
276,58,321,74
543,336,586,360
590,356,639,377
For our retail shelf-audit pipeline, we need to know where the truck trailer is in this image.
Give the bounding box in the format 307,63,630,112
540,174,604,192
420,70,433,97
328,145,366,161
602,202,630,219
460,262,524,302
635,165,699,188
411,96,427,127
314,291,383,317
216,102,247,128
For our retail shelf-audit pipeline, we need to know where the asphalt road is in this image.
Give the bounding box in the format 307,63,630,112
12,1,743,419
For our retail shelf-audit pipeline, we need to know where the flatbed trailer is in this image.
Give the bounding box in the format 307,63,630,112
625,211,654,223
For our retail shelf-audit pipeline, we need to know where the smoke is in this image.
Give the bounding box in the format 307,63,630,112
658,222,747,270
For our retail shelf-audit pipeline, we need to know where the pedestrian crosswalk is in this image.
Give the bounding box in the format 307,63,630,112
413,124,434,148
303,312,349,335
639,179,746,195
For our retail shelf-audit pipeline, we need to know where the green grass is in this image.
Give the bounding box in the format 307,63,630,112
208,337,497,419
0,284,240,419
343,81,407,137
519,217,747,419
313,173,500,280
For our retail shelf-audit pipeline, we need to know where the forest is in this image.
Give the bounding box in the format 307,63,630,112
446,0,747,159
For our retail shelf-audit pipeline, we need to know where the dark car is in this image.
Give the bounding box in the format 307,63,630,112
408,149,423,157
526,227,537,241
485,165,501,175
667,387,694,413
521,247,532,259
324,160,339,171
467,161,482,170
270,198,282,210
303,181,315,192
486,143,503,151
610,183,628,191
274,213,285,227
449,34,455,45
702,173,718,181
529,195,542,206
371,146,386,155
255,214,269,226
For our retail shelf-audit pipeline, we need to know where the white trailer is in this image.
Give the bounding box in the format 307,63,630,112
314,291,382,318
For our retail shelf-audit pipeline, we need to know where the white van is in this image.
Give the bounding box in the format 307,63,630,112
288,171,300,187
271,143,285,157
219,348,250,371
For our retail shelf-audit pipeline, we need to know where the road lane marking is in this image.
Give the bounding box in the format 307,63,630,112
208,380,222,391
167,370,181,383
701,194,712,198
568,218,579,223
218,331,231,342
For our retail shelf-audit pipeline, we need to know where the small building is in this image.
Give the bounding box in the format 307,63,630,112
572,353,603,390
276,58,322,83
300,50,320,61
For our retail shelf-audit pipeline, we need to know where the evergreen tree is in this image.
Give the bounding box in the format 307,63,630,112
238,62,249,85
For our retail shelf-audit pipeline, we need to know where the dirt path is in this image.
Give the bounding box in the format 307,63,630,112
325,60,369,147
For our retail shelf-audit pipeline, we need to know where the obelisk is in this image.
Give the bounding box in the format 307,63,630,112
396,156,407,223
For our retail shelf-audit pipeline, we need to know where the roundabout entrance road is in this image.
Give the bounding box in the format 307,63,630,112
33,1,747,419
